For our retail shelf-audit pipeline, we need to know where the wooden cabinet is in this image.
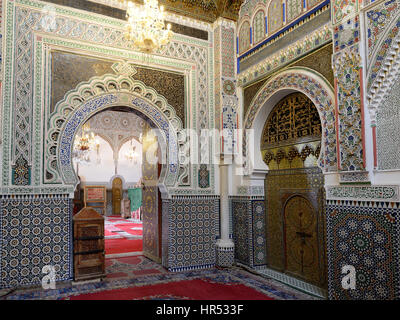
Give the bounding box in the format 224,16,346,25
73,207,106,281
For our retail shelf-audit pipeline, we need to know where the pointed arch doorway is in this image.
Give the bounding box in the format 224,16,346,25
72,108,164,263
48,75,183,268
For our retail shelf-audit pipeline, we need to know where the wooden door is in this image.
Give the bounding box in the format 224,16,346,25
141,126,162,263
112,177,123,215
284,195,320,286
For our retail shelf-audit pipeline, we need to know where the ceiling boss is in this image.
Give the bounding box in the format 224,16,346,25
110,0,173,52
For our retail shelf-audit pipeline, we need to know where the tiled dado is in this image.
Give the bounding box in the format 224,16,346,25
0,195,73,289
162,196,220,272
231,197,267,269
326,200,400,300
216,246,235,268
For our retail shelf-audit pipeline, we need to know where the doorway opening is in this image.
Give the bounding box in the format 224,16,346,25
71,106,163,262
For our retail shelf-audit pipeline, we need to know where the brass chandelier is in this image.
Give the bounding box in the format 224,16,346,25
73,123,99,165
109,0,173,52
125,140,139,164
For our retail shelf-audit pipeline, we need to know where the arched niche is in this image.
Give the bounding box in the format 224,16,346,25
243,67,337,176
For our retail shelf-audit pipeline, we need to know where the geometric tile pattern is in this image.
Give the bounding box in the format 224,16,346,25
232,197,267,268
165,196,219,272
252,200,267,267
232,199,251,266
0,196,72,289
198,164,210,188
326,200,400,300
216,246,235,267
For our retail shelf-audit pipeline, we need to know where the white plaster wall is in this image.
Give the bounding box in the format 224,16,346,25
73,136,142,185
117,138,143,183
74,136,115,184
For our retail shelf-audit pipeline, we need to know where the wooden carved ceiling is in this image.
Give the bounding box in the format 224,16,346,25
90,0,244,22
44,0,243,24
158,0,244,22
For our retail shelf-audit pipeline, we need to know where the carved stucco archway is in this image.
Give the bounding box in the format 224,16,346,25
366,10,400,124
243,67,337,174
46,75,184,196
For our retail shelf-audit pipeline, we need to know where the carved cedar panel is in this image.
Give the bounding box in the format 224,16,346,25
263,93,327,289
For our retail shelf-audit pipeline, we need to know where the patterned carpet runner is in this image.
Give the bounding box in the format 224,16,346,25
1,256,318,300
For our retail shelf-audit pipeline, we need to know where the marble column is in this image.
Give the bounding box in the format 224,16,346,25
216,156,235,267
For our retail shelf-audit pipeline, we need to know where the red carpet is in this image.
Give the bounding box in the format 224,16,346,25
104,228,117,237
112,223,142,236
67,278,275,300
105,238,143,254
105,217,143,255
